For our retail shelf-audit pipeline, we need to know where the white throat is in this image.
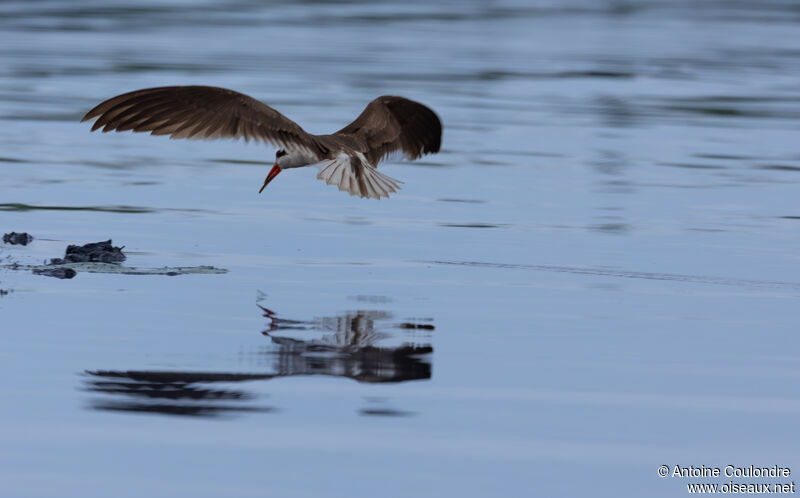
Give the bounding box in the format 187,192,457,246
277,149,319,169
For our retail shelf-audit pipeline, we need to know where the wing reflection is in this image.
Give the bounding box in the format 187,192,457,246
83,370,276,417
82,301,434,417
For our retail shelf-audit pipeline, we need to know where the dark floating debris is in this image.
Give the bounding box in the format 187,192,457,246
32,267,77,279
2,237,227,278
49,240,126,265
3,232,33,245
358,408,415,417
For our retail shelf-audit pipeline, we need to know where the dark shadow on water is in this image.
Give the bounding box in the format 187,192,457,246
0,156,29,163
657,162,727,170
82,301,433,418
359,408,416,418
439,223,505,229
694,153,758,161
0,203,153,214
0,203,215,216
758,164,800,172
595,95,637,128
588,222,632,235
437,198,487,204
207,158,272,166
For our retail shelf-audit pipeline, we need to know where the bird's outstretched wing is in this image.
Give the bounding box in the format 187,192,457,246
334,96,442,166
81,85,324,155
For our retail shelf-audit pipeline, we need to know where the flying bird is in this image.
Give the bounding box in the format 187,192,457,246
81,86,442,199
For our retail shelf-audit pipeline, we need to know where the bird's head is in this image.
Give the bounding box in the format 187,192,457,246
258,149,287,193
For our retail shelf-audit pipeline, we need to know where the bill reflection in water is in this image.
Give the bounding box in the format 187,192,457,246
82,301,434,417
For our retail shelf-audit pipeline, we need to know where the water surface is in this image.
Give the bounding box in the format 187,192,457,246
1,1,799,497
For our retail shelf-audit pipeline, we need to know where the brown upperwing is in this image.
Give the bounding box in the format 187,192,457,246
333,96,442,166
81,85,327,156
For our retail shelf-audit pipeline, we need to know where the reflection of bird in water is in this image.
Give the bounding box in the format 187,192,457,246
260,305,392,349
82,86,442,199
258,305,433,383
81,303,434,417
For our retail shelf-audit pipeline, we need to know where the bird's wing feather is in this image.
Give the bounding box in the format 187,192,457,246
316,153,403,199
334,96,442,166
81,86,325,156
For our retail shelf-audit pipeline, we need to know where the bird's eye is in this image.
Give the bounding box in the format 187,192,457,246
276,150,287,158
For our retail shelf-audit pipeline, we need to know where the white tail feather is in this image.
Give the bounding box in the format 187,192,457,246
316,154,403,199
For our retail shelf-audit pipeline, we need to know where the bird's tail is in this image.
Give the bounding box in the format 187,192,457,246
317,155,403,199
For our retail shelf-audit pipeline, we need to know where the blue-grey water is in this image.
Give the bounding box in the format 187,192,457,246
1,1,799,497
